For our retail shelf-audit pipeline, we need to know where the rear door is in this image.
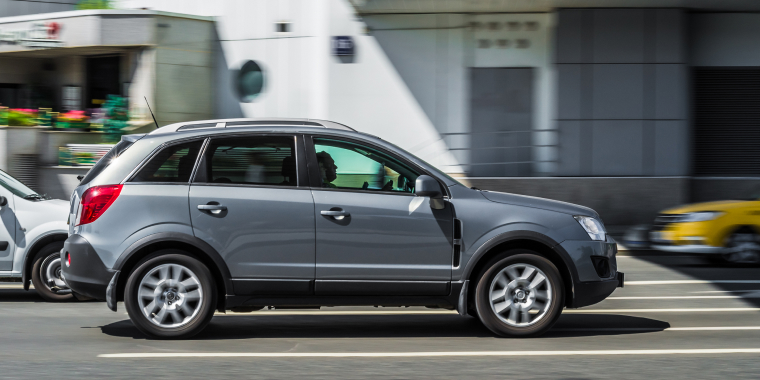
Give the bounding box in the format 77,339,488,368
189,134,315,296
307,136,454,296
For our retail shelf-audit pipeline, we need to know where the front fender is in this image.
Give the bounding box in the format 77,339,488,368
457,227,579,285
19,222,69,289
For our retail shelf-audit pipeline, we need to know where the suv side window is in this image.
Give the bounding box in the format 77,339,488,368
194,135,297,186
312,138,419,193
130,140,203,183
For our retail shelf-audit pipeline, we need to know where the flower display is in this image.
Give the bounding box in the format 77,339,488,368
57,110,90,123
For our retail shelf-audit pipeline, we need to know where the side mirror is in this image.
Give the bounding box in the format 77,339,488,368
0,196,7,207
414,175,442,199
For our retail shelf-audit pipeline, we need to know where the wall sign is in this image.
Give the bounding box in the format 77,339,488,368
331,36,355,56
0,22,64,49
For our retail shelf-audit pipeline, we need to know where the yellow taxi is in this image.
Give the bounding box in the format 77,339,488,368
650,199,760,263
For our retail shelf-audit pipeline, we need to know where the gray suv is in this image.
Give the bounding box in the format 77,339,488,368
61,118,622,339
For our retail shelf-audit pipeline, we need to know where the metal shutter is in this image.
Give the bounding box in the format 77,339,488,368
694,67,760,176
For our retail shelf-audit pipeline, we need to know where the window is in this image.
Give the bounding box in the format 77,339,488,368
131,140,203,183
236,60,264,103
195,136,296,186
81,139,134,186
313,138,419,193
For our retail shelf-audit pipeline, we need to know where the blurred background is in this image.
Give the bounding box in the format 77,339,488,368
0,0,759,232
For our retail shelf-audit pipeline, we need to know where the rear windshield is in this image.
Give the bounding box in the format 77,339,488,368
79,140,134,186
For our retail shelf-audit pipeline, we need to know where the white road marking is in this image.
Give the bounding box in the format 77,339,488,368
607,295,752,300
627,280,760,285
0,284,28,289
555,326,760,332
215,310,458,316
98,348,760,359
669,326,760,331
692,290,760,295
564,308,760,313
616,256,693,258
213,307,760,317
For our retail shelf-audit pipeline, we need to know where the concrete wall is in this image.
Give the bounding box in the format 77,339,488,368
0,0,76,17
691,13,760,67
154,15,214,125
555,9,689,176
691,178,760,203
467,177,689,225
363,13,555,175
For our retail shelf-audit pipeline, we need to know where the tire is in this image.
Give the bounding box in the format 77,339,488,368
474,251,564,337
722,230,760,265
31,241,74,302
124,251,217,339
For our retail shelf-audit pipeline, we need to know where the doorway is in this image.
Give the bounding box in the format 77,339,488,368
86,56,121,109
469,68,534,177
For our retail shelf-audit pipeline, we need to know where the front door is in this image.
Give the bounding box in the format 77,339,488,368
308,136,453,296
189,135,315,295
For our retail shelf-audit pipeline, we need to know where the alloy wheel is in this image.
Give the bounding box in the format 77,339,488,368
40,254,71,294
488,263,552,327
137,263,203,328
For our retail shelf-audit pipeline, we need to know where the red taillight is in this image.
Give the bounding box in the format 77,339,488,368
66,252,71,267
76,185,123,226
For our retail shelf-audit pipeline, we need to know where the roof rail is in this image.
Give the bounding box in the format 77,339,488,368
154,118,357,134
225,120,325,127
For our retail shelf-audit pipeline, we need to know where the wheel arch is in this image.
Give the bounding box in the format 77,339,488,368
113,232,233,311
463,231,578,309
22,233,68,290
723,224,760,242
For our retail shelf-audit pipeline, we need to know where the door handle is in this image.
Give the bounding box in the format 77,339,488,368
198,204,227,214
321,210,350,217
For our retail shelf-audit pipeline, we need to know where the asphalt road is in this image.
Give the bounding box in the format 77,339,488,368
2,253,760,379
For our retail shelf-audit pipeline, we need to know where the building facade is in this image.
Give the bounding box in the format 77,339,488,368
3,0,760,225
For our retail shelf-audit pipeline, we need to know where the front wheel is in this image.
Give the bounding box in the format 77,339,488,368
475,251,564,337
125,251,217,339
31,241,74,302
722,230,760,264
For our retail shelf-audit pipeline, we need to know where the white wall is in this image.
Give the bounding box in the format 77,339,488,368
116,0,463,172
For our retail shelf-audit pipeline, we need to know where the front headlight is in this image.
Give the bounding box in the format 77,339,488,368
574,215,606,241
677,211,724,223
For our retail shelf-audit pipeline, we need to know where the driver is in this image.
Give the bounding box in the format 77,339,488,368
316,151,338,188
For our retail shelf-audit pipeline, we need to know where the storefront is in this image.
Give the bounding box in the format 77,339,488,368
0,9,215,198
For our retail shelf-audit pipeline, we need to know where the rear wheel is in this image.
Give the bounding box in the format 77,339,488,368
125,251,217,339
475,251,564,337
31,241,74,302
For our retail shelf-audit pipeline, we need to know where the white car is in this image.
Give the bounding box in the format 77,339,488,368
0,170,71,301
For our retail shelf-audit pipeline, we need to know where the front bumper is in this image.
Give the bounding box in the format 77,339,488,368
651,244,723,255
60,234,115,301
569,274,623,308
557,237,621,308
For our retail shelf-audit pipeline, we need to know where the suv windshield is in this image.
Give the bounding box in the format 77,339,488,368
79,139,135,186
0,169,45,199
